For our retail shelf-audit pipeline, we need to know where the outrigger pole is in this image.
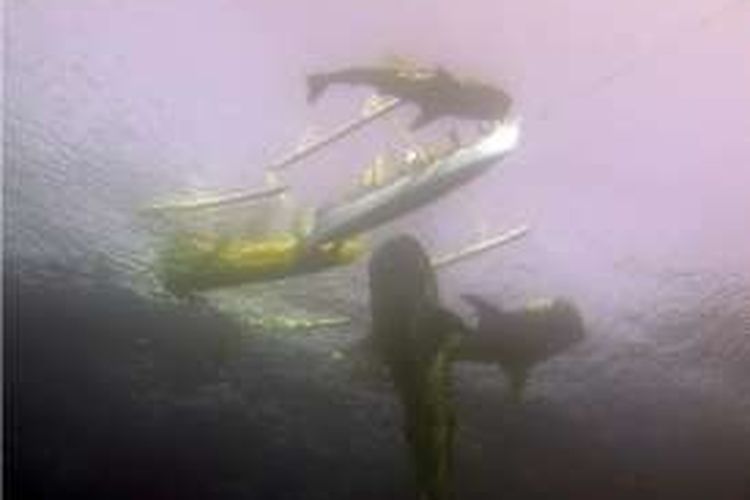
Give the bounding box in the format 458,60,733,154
142,98,402,215
266,98,403,171
431,225,530,270
140,184,289,214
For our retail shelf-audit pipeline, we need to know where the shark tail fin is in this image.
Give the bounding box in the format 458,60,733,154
306,73,329,104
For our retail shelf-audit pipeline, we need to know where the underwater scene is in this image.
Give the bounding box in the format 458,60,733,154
5,1,750,499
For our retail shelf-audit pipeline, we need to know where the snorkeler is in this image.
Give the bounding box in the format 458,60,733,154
307,60,512,130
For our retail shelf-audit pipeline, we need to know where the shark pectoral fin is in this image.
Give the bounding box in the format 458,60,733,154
306,74,329,104
409,109,440,131
506,367,529,403
461,294,503,324
461,293,485,308
435,65,457,83
433,307,471,339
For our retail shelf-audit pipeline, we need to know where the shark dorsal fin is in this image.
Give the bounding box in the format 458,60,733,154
462,294,504,327
381,54,426,71
380,54,438,80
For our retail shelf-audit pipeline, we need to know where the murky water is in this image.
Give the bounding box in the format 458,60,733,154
6,1,750,498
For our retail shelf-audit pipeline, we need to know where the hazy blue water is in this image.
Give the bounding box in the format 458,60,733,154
6,1,750,498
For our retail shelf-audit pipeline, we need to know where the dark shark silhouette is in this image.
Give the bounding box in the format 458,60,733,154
368,235,466,499
368,235,467,385
307,64,512,130
457,294,585,401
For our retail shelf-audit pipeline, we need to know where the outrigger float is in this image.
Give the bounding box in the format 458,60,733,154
141,68,526,296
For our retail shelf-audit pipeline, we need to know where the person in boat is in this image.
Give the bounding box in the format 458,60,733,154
358,129,463,189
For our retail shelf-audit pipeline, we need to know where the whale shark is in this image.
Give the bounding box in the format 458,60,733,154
457,294,585,401
307,62,512,130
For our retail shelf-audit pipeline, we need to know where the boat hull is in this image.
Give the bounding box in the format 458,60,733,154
307,119,521,246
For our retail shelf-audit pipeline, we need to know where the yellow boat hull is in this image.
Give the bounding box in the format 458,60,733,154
157,232,364,296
